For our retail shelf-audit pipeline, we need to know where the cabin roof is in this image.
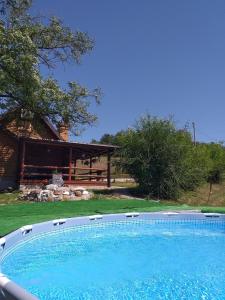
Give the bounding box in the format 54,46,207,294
41,117,61,140
23,137,118,156
0,110,118,156
0,110,61,140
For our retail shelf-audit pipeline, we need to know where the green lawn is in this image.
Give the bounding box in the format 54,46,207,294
0,198,225,237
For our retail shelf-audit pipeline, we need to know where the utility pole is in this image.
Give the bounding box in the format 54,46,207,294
192,122,196,146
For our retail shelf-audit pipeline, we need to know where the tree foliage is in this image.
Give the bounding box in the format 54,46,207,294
96,115,225,199
204,143,225,184
92,131,128,146
0,0,100,133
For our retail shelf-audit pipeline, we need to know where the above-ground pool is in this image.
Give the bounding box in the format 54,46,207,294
1,213,225,300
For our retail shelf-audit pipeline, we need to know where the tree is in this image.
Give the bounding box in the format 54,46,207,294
202,142,225,202
205,143,225,184
94,133,116,145
0,0,100,133
92,130,129,146
118,115,210,199
94,117,225,200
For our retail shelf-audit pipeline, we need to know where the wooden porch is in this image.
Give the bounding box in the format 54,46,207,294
18,138,117,187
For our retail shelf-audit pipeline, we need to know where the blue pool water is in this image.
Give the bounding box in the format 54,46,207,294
1,220,225,299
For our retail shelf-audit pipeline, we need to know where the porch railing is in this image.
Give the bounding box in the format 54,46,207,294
20,164,107,185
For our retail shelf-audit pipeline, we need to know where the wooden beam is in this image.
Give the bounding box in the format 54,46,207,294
20,179,107,186
24,164,106,171
71,174,106,178
74,158,77,179
107,152,111,188
20,140,26,183
23,138,117,154
23,173,106,178
23,173,68,177
89,156,92,181
69,147,72,181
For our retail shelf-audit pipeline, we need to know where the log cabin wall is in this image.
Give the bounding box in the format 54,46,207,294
25,143,69,167
0,112,60,189
0,111,117,188
21,143,70,183
0,131,19,189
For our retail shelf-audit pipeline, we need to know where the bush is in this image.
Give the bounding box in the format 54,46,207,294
118,115,223,199
205,143,225,184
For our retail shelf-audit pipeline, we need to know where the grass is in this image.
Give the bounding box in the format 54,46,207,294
1,181,225,237
1,197,225,237
178,182,225,206
0,198,180,236
95,182,225,206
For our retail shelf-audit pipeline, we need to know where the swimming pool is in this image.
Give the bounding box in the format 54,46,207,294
1,213,225,300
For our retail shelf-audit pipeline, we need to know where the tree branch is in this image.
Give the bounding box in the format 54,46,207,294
0,94,11,97
38,45,71,51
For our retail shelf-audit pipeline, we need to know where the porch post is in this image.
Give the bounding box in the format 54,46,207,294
74,159,77,181
20,139,26,183
69,147,72,182
89,156,92,181
107,152,111,188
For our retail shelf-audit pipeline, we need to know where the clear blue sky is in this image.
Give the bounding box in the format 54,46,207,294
33,0,225,143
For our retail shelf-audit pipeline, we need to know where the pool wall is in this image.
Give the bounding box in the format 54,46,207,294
0,211,225,300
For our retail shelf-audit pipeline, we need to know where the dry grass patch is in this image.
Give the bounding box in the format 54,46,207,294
178,182,225,206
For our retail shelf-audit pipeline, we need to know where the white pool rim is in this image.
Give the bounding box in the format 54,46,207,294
0,211,225,300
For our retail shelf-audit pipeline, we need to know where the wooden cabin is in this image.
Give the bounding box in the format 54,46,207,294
0,111,117,190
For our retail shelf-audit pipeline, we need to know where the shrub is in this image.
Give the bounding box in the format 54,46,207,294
118,115,213,199
205,143,225,184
